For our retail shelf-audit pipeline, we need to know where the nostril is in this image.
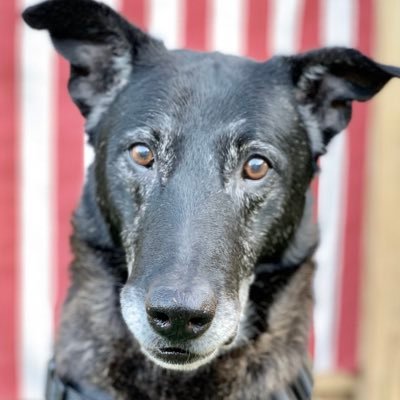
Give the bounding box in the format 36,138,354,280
187,315,212,336
189,316,212,328
152,310,169,323
147,308,172,330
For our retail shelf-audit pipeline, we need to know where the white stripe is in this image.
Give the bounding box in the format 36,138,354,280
211,0,244,55
270,0,304,54
322,0,357,46
102,0,122,9
313,134,348,372
19,0,55,398
313,0,356,373
148,0,183,49
84,141,95,172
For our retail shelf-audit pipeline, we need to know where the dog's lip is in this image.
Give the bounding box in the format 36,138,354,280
150,347,212,364
159,347,189,354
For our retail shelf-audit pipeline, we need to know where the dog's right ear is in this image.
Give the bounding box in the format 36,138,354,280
288,47,400,159
22,0,165,131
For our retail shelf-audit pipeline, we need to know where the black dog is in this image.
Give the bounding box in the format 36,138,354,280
23,1,400,399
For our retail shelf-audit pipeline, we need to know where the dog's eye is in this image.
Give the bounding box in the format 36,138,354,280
130,144,154,168
243,157,269,180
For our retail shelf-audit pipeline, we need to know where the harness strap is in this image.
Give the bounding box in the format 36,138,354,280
271,365,313,400
46,360,84,400
46,360,114,400
46,360,313,400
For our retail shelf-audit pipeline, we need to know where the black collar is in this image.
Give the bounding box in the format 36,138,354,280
46,360,313,400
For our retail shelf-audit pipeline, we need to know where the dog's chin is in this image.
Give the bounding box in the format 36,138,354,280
143,347,218,371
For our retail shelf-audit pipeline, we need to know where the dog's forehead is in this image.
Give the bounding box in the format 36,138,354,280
109,51,300,148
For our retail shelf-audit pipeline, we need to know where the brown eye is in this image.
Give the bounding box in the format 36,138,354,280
243,157,269,180
130,144,154,167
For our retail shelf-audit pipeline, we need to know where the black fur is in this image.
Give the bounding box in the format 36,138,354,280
22,1,400,399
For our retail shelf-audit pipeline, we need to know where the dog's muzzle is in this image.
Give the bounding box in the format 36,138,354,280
120,278,228,370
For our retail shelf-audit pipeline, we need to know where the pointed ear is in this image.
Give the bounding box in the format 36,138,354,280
22,0,165,131
289,47,400,157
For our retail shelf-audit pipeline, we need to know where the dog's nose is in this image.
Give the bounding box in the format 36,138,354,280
146,285,216,341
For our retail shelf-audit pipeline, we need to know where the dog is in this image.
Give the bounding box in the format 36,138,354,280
23,1,400,399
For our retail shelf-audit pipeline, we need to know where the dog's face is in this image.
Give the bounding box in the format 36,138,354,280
103,54,313,369
24,0,400,371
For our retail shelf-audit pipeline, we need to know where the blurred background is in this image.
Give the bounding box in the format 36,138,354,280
1,0,399,399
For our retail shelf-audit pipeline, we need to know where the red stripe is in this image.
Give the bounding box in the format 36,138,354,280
298,0,320,219
336,0,373,372
0,0,19,398
122,0,148,30
183,0,209,51
298,0,320,224
245,0,271,60
54,57,85,326
299,0,320,52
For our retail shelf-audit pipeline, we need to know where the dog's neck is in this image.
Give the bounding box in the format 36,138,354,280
53,232,314,400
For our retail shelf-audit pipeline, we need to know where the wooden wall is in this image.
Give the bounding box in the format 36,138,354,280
358,0,400,398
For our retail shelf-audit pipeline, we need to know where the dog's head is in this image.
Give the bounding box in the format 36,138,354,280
24,0,400,371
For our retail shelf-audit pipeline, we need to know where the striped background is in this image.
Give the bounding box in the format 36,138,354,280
0,0,374,399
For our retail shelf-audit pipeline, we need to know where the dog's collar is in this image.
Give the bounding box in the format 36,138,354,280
46,359,313,400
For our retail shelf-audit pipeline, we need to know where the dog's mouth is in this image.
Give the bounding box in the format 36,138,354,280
144,346,218,371
156,347,193,362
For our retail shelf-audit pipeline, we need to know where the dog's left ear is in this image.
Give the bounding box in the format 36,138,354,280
22,0,165,132
289,47,400,157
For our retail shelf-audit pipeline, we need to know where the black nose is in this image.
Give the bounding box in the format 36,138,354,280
146,285,216,341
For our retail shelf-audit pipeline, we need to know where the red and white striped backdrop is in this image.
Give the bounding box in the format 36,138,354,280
0,0,374,398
